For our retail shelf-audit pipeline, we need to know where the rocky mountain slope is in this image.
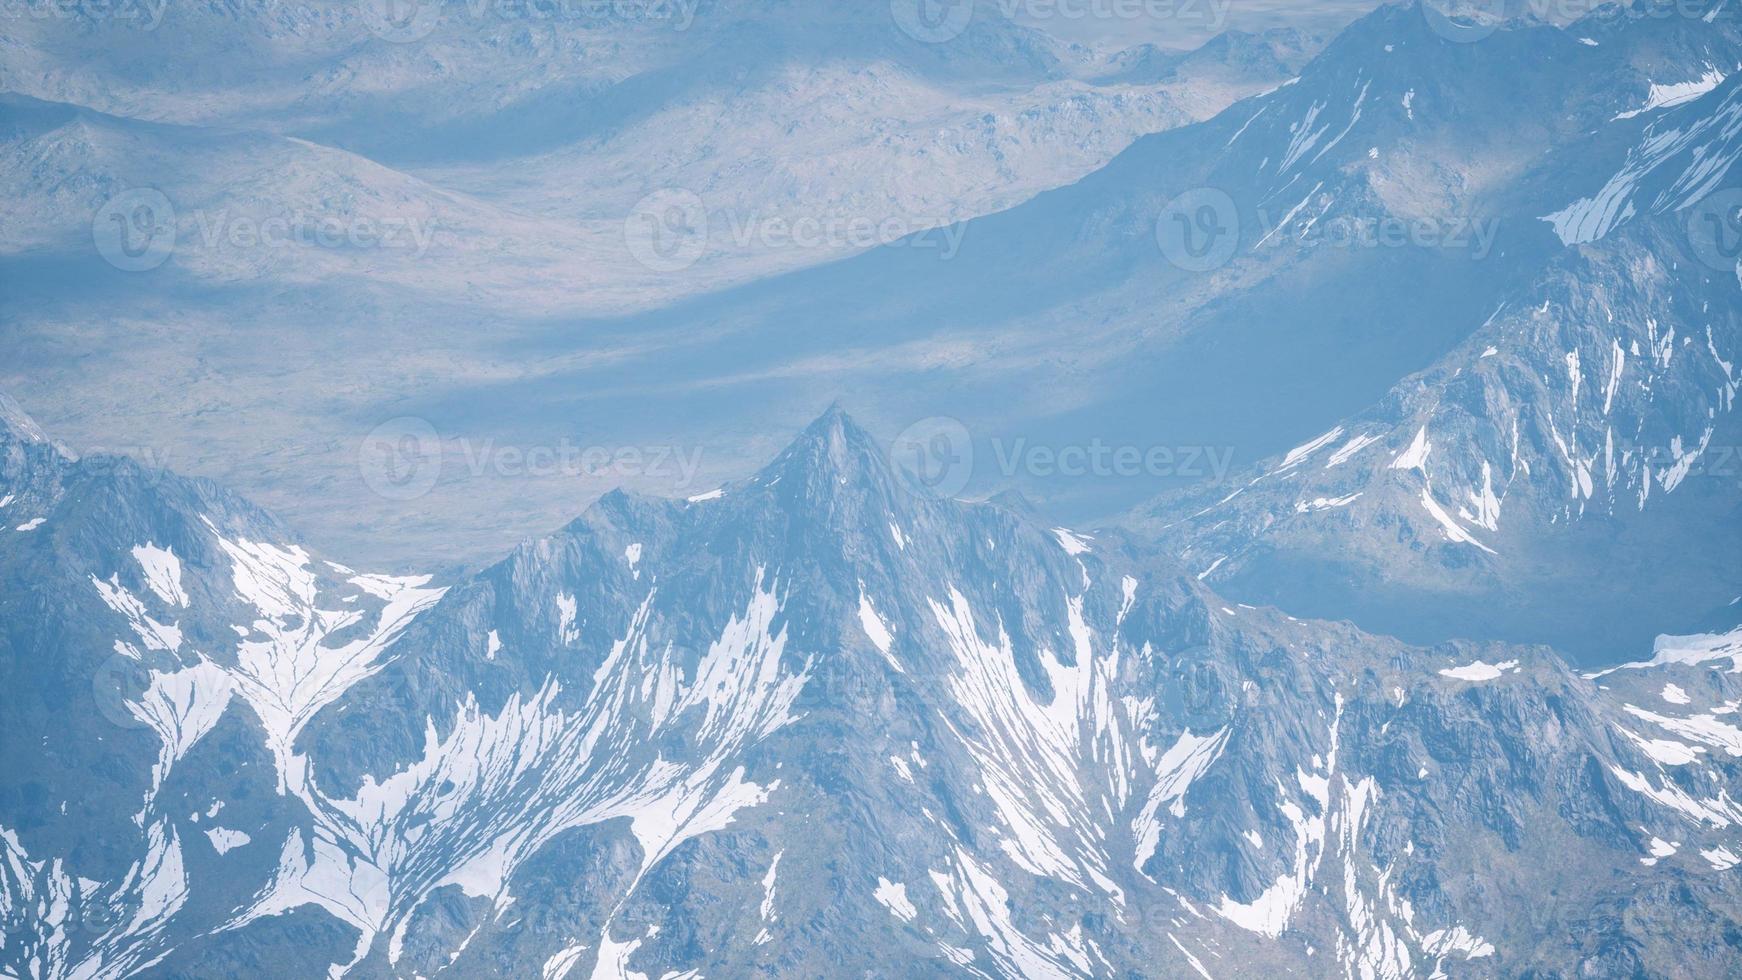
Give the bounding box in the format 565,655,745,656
5,398,1742,978
0,0,1306,310
1137,60,1742,663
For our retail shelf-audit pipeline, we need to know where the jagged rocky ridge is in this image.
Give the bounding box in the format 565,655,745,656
1137,51,1742,663
4,400,1742,978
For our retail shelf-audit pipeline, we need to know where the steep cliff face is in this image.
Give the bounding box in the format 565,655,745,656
5,403,1742,978
1137,19,1742,663
0,394,447,979
5,4,1742,977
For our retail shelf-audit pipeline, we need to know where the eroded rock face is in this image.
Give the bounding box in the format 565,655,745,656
1134,6,1742,664
5,402,1742,979
5,3,1742,977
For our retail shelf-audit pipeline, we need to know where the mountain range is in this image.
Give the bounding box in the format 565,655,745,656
0,0,1326,570
5,0,1742,976
5,394,1742,977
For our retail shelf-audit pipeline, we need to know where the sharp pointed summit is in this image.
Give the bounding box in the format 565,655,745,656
10,403,1741,976
756,403,906,503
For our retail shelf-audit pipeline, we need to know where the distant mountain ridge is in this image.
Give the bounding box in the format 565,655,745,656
1135,31,1742,662
0,0,1303,308
0,0,1328,577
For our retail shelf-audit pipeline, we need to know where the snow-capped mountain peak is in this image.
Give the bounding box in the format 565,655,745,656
6,399,1742,976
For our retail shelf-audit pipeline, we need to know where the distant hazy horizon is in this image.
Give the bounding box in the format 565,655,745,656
1010,0,1388,47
